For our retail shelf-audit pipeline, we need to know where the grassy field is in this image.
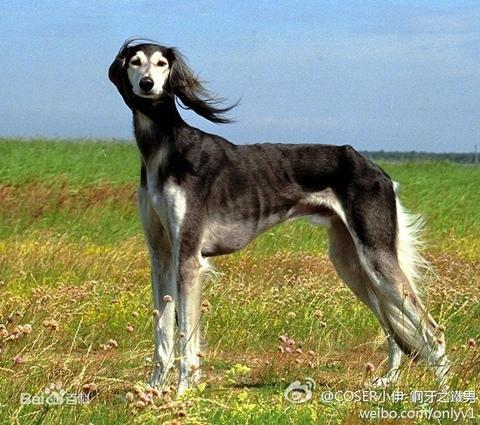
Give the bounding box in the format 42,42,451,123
0,139,479,424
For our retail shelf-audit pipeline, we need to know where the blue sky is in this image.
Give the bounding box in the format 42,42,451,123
1,1,479,152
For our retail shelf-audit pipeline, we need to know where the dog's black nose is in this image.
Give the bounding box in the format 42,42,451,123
139,77,154,92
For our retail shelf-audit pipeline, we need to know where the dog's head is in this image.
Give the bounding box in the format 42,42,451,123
109,38,235,123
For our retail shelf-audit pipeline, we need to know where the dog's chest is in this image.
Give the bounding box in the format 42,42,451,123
145,153,187,238
147,184,187,241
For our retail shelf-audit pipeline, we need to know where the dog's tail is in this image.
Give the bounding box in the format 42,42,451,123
393,182,432,300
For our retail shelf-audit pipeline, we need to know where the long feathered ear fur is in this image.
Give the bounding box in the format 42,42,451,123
108,40,136,110
166,48,237,124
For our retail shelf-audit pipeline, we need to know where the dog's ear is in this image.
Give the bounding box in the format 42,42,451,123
109,44,137,110
108,53,126,87
108,41,130,87
166,47,236,124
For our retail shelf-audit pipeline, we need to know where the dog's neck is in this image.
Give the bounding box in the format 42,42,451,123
132,97,185,162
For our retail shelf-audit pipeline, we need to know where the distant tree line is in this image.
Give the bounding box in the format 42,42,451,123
361,150,479,164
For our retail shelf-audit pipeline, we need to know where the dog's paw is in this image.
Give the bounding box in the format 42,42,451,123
371,376,390,389
370,370,400,389
177,368,201,397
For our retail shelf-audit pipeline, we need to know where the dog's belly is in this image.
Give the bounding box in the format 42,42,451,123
200,194,338,257
201,213,286,257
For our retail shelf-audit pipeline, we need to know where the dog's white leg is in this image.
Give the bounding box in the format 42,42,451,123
149,254,177,388
138,187,176,388
372,337,402,388
428,337,451,388
176,256,203,395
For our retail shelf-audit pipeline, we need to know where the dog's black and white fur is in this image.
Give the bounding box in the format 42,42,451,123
109,39,450,394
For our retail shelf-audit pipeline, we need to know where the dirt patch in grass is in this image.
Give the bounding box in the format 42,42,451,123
0,182,137,218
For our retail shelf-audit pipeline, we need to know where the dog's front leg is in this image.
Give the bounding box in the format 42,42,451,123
176,255,203,395
138,187,177,388
149,250,177,388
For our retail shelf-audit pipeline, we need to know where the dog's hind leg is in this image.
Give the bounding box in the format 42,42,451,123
358,247,449,386
328,216,402,386
339,185,450,386
138,187,177,388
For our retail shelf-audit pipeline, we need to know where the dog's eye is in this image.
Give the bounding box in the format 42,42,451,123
130,58,141,66
156,60,167,67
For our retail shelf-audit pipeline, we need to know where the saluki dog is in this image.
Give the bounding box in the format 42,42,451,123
109,38,450,394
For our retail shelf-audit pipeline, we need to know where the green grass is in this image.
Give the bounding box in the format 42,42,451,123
0,139,479,424
0,138,137,186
